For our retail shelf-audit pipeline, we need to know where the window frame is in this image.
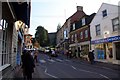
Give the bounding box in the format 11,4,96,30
102,10,107,17
95,24,101,36
73,23,75,30
0,19,9,66
85,29,88,38
82,18,85,26
80,31,83,39
112,17,119,32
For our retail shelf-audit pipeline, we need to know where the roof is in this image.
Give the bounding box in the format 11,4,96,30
69,11,86,24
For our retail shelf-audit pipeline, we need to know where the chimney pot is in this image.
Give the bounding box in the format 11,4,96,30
77,6,83,11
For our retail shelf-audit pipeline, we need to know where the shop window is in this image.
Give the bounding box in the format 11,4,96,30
112,17,119,32
0,19,9,66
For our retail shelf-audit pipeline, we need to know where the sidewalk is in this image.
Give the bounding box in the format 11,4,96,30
14,63,41,79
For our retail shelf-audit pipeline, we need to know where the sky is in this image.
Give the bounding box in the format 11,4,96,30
30,0,119,37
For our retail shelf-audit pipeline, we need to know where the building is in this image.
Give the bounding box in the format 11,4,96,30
90,3,120,64
0,1,31,79
69,6,86,57
69,11,95,58
24,34,33,49
56,6,87,55
56,25,64,52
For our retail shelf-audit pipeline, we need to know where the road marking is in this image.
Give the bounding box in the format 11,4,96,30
39,60,46,63
44,68,58,78
65,59,70,62
99,74,112,80
48,59,56,62
78,68,111,80
71,66,77,70
56,59,63,62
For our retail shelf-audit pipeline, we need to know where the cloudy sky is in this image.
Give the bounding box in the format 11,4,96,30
30,0,119,36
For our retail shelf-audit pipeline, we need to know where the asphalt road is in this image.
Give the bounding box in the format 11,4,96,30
34,52,120,80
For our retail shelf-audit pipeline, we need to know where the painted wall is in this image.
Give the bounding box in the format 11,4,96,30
90,3,118,41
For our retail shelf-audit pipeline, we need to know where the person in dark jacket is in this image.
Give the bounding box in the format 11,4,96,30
88,50,95,64
21,50,35,80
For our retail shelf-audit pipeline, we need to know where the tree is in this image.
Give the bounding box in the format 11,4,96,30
57,23,61,31
35,26,49,47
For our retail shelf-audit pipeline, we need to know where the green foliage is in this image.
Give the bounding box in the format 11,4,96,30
35,26,49,47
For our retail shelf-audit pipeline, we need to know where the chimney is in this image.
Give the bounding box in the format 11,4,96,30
77,6,83,11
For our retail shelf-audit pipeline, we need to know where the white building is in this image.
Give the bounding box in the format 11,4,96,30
90,3,120,64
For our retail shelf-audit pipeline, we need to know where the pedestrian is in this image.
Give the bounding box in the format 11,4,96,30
66,49,69,58
34,50,38,63
88,50,95,64
21,50,27,79
21,50,35,80
78,47,81,58
68,49,72,58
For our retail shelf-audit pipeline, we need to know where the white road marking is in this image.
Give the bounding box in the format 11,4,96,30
48,59,56,62
99,74,112,80
39,60,46,63
44,68,58,78
56,59,63,62
78,68,111,80
65,59,70,62
71,66,77,70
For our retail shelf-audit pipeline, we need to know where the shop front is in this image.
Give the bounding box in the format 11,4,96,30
91,35,120,64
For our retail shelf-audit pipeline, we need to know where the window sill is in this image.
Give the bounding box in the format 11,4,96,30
0,64,10,72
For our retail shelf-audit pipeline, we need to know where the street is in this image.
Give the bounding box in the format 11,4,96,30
32,52,120,79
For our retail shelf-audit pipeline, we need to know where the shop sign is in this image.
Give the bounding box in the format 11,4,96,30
91,36,120,44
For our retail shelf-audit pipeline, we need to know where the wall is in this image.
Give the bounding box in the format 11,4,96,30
90,3,118,41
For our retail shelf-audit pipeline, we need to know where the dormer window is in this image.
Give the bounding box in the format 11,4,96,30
73,23,75,30
82,18,85,26
102,10,107,17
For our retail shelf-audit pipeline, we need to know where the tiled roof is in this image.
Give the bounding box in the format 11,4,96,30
69,11,86,24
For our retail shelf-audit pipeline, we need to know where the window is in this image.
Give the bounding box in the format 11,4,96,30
82,18,85,26
112,17,119,31
71,35,74,42
95,24,101,36
0,19,9,66
75,34,77,42
80,32,83,39
64,30,68,39
102,10,107,17
85,30,88,38
73,23,75,30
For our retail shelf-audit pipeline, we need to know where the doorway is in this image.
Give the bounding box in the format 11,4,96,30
116,42,120,60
